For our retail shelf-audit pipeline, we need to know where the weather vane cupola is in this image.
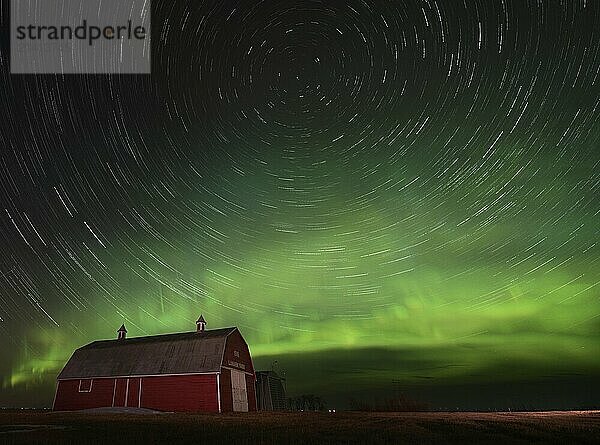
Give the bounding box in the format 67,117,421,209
196,315,206,332
117,324,127,340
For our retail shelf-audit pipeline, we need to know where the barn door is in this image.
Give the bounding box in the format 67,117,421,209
127,378,140,407
113,378,127,407
231,370,248,412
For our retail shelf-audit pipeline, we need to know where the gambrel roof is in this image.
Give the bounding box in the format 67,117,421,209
57,327,238,379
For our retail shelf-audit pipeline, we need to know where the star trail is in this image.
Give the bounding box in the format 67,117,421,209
0,0,599,409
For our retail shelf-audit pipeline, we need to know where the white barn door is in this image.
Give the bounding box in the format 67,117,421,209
231,369,248,412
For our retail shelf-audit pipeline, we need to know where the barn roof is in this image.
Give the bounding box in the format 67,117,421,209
57,327,238,380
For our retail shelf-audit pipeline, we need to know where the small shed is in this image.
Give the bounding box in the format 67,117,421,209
53,316,256,412
256,370,286,411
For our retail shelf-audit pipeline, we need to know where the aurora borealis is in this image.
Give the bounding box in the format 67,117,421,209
1,0,599,409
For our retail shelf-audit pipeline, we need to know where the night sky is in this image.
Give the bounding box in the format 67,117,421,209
1,0,599,410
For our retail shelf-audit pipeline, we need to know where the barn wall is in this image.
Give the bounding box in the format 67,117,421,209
140,374,219,412
221,330,257,412
53,378,115,411
219,368,233,412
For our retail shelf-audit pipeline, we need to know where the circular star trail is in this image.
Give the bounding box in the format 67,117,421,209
0,0,599,407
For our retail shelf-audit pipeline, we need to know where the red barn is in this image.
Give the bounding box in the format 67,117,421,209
53,316,256,412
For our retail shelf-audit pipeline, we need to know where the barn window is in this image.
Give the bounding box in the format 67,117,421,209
78,379,93,392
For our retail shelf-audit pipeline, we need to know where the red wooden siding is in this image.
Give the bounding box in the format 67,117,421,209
219,368,233,412
140,374,219,412
55,374,219,412
53,378,115,411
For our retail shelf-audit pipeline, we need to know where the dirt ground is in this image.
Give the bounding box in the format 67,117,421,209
0,410,599,444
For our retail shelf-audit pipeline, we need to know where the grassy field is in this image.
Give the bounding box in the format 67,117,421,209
0,410,599,444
